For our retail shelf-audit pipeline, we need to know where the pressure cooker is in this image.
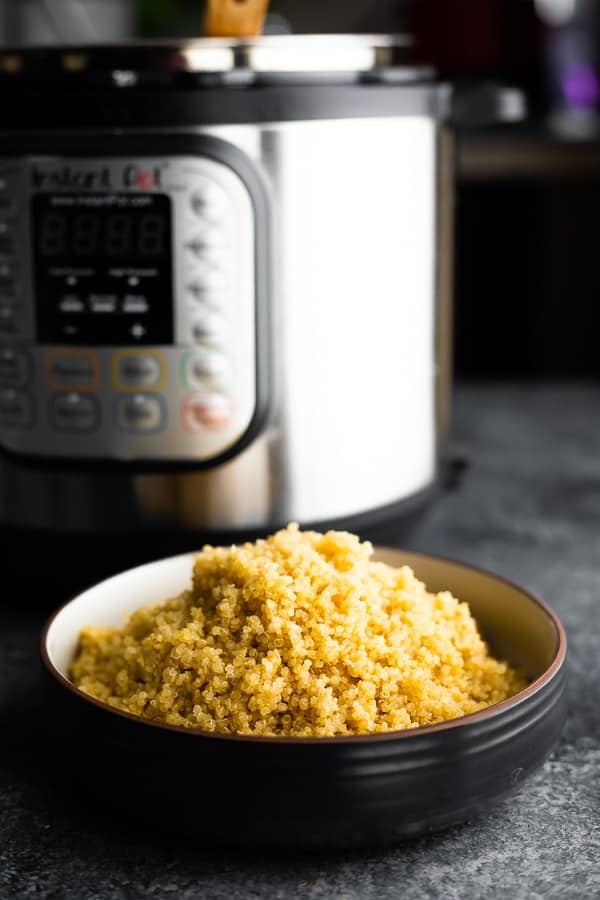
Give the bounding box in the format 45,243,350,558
0,35,522,543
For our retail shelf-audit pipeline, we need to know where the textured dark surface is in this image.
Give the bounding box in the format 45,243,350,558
1,382,599,899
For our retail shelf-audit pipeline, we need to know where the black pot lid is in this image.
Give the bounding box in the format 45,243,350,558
0,34,435,87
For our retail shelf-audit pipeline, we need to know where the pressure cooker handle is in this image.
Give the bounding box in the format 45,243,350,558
448,83,527,128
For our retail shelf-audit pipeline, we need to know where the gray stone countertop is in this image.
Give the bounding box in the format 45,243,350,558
1,382,599,899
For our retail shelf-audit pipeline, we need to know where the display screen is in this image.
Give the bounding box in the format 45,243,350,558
32,193,174,345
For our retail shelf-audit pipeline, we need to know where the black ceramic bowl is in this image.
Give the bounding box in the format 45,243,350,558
41,548,567,850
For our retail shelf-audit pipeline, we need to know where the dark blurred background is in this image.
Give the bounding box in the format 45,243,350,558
2,0,600,378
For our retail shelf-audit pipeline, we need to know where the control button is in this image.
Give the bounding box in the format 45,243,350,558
112,349,165,391
0,347,29,387
117,354,160,388
0,261,15,280
47,350,98,390
187,270,227,296
193,310,229,345
186,274,228,308
116,393,165,434
0,305,18,335
122,294,149,314
0,388,32,428
190,180,228,222
181,349,231,391
51,392,99,432
90,294,117,314
186,229,227,260
182,392,232,432
59,295,85,313
0,222,14,255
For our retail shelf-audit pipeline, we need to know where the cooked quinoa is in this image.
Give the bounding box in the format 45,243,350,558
70,525,526,736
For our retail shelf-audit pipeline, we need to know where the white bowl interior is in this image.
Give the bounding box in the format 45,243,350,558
45,549,560,682
47,552,195,677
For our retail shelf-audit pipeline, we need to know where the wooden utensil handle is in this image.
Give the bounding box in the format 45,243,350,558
204,0,269,38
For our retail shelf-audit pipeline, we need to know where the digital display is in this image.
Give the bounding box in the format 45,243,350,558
33,193,174,346
37,210,166,258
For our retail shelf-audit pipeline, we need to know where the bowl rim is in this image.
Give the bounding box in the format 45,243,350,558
40,546,567,745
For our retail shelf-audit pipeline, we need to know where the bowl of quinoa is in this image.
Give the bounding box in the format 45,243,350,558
41,526,567,848
68,525,526,737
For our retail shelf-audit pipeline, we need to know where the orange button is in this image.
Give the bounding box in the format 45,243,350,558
182,392,232,432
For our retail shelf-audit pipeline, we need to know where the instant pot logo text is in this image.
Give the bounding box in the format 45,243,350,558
33,166,111,190
32,164,163,190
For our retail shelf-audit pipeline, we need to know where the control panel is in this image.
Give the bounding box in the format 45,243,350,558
0,154,259,462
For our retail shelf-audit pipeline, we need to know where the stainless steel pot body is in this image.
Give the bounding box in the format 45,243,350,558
0,40,454,535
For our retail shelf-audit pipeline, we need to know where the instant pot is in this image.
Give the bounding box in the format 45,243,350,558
0,35,521,555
